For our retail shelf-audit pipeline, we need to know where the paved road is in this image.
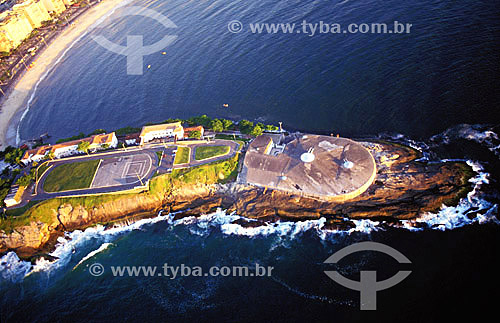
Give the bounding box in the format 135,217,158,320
23,139,239,202
32,148,161,200
181,139,240,168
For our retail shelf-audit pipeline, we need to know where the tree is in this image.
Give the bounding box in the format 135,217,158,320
250,125,263,137
210,119,224,132
16,173,33,187
162,118,182,124
266,124,278,131
88,129,107,136
3,147,25,166
238,120,254,134
56,132,85,144
221,119,233,130
187,115,212,128
77,141,91,154
188,130,201,139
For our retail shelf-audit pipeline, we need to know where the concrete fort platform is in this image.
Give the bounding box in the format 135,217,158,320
241,134,377,202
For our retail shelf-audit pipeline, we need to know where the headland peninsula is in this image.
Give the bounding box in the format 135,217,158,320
0,115,475,260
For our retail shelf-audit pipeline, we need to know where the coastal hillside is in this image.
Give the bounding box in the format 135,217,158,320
0,141,474,259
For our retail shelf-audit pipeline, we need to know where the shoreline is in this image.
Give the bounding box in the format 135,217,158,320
0,139,481,259
0,0,127,149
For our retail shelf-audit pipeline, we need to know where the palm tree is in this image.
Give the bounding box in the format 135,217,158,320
77,141,91,155
47,151,55,160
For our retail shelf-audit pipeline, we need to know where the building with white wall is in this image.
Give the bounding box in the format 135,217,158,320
139,122,184,145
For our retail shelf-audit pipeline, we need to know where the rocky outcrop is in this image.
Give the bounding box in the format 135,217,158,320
226,142,471,221
0,221,54,257
0,141,475,259
57,194,164,230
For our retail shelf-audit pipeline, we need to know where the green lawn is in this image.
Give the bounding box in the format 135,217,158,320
36,161,51,181
174,147,190,165
5,200,43,218
214,134,250,142
194,145,230,161
155,151,163,165
149,154,241,193
43,159,101,192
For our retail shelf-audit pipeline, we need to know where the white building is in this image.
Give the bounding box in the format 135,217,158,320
4,185,21,207
21,132,118,164
139,122,184,145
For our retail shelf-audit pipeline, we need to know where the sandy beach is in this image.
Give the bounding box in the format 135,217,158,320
0,0,127,149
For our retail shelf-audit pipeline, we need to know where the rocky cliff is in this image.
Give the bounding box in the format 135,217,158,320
0,141,475,259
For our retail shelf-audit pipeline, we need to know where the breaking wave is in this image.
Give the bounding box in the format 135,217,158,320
0,210,381,280
429,124,500,159
0,252,31,283
1,124,499,281
379,124,499,230
73,242,113,270
401,161,499,231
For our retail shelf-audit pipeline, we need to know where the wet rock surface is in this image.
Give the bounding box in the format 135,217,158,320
1,141,474,258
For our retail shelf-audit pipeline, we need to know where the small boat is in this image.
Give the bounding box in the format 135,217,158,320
162,52,166,55
147,65,151,69
223,103,229,108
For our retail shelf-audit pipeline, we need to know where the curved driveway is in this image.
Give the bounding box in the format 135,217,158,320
33,148,160,200
30,139,240,200
176,139,240,168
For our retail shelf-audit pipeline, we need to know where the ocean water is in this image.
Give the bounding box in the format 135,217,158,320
17,0,500,141
2,0,500,321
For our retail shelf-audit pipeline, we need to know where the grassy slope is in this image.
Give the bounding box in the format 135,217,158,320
150,153,240,198
194,145,230,161
173,147,190,165
0,154,241,232
36,161,51,181
0,193,137,232
43,159,100,192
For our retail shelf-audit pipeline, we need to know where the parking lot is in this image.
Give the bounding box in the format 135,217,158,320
90,153,153,188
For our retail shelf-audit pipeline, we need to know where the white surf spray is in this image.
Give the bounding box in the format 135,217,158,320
429,124,500,159
2,154,497,280
401,160,499,231
73,242,113,270
178,208,381,239
348,219,381,234
0,252,32,283
27,211,173,276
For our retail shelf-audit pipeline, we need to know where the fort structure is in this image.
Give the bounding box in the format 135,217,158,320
241,134,377,202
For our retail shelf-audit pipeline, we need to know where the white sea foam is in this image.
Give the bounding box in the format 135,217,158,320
1,154,497,280
270,276,353,306
0,252,32,283
73,242,113,270
27,211,173,276
401,160,499,231
348,219,381,234
430,124,500,159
